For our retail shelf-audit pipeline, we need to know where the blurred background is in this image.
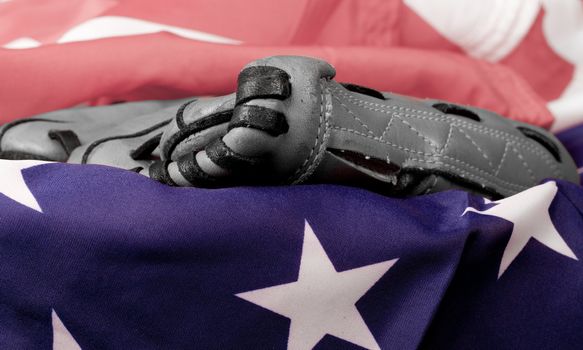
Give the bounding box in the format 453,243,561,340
0,0,581,133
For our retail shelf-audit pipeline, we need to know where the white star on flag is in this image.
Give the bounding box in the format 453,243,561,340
464,181,578,278
52,310,81,350
0,160,47,212
236,220,397,350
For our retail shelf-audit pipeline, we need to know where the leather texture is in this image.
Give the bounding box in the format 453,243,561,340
157,56,579,198
0,56,577,198
0,99,189,170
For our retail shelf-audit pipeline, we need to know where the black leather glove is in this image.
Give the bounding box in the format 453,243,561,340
154,56,578,198
1,56,578,199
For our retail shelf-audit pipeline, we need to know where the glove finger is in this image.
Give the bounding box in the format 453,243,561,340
202,100,288,173
235,65,291,105
147,133,274,188
165,66,293,185
154,67,292,186
228,102,289,137
146,151,224,187
150,58,328,188
153,99,288,187
145,55,577,199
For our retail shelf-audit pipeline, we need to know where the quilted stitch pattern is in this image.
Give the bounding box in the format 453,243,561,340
325,81,568,196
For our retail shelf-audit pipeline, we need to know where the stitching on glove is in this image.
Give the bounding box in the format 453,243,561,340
455,124,557,168
494,143,510,177
442,154,531,189
333,86,442,117
511,146,536,183
380,112,396,141
289,80,332,184
460,123,560,178
341,90,546,155
331,126,433,156
332,85,560,177
439,124,455,154
453,125,494,169
334,85,546,147
331,94,375,136
330,126,527,192
407,157,527,193
332,91,441,151
392,114,441,151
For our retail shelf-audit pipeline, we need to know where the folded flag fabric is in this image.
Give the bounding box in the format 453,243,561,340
557,125,583,183
2,0,583,130
2,1,583,349
1,160,582,349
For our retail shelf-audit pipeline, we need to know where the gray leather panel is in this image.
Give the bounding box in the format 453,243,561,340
321,80,576,197
0,55,577,198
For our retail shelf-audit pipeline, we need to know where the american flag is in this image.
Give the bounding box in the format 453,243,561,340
1,1,583,349
0,162,582,349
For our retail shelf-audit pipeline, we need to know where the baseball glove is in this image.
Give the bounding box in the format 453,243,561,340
1,56,577,199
